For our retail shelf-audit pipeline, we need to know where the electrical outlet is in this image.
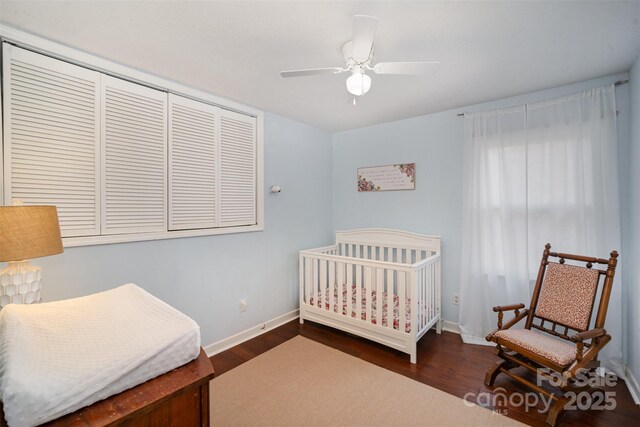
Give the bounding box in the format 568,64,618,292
453,293,460,305
240,299,247,312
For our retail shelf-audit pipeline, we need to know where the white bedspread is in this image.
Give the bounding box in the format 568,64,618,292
0,283,201,427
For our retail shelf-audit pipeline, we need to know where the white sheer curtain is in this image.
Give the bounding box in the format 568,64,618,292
458,85,623,374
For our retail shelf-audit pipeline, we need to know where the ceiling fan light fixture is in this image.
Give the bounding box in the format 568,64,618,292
346,71,371,96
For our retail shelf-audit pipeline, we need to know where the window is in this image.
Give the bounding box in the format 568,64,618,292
2,43,262,246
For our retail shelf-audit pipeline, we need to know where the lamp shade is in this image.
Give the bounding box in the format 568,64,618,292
0,206,63,262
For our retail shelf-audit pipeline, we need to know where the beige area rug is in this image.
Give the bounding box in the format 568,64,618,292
210,336,525,426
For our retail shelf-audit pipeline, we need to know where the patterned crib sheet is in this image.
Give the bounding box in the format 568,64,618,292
309,283,416,333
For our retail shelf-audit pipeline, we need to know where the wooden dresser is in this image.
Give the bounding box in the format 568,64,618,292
1,349,214,427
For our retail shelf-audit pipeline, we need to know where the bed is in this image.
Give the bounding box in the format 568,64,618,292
299,228,442,363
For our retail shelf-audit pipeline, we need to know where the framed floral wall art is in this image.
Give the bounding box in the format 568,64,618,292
357,163,415,192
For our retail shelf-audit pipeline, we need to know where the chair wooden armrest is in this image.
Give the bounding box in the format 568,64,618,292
492,303,525,313
571,328,606,343
486,308,529,341
490,303,526,330
570,328,607,363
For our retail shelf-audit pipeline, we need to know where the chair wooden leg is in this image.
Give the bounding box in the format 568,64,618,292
546,395,568,426
484,360,514,387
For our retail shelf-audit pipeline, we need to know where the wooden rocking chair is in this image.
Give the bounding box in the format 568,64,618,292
484,243,618,426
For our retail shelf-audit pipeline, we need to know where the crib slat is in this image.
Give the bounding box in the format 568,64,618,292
422,264,427,330
328,260,335,312
356,263,362,320
419,265,424,329
419,265,423,329
423,266,428,328
428,264,433,327
346,261,353,318
376,267,384,328
365,266,372,322
436,258,441,319
312,258,318,307
337,262,344,315
429,262,434,329
387,268,394,330
434,261,438,324
320,259,326,310
398,271,406,333
417,267,422,330
304,256,311,304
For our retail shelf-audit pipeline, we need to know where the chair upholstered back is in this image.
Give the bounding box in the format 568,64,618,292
534,262,600,332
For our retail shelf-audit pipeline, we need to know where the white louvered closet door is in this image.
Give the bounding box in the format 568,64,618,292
168,95,217,230
218,109,257,227
101,75,167,234
2,44,101,237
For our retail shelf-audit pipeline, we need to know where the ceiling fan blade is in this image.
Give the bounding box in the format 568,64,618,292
372,62,440,75
280,67,345,78
351,15,378,62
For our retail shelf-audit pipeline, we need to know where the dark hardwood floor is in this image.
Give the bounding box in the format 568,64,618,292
209,320,640,426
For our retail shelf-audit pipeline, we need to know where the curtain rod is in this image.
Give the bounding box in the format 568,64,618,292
456,80,630,117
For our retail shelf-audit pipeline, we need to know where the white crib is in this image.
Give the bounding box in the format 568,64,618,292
299,228,441,363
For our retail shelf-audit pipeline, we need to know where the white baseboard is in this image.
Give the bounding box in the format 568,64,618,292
203,309,299,357
625,365,640,405
441,320,460,334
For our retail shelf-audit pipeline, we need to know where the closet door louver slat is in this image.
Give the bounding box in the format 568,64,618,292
2,44,101,237
101,75,167,234
168,94,218,230
218,109,257,227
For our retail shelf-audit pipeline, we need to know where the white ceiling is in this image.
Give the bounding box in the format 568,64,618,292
1,1,639,133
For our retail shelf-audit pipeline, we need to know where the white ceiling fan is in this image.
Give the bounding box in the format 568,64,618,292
280,15,439,101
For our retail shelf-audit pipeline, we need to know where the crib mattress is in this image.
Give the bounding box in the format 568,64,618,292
0,283,201,427
309,284,416,333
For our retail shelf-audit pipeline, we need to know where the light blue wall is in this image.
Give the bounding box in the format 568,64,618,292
332,73,630,325
626,55,640,390
31,112,334,346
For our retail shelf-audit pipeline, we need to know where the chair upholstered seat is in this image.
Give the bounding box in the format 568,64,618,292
494,328,577,366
